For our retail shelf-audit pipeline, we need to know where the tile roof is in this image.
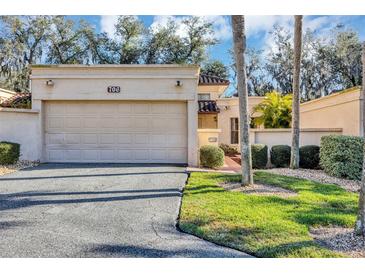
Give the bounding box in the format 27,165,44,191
199,74,230,86
0,92,31,108
198,100,220,113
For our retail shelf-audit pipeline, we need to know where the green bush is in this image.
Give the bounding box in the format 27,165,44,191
219,143,238,156
251,144,268,169
0,141,20,165
270,145,291,168
320,135,363,180
299,145,320,169
200,145,225,169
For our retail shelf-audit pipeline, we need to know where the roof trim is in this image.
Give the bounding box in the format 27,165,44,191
300,86,361,106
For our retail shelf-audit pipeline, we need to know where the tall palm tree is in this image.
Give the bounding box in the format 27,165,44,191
231,15,253,186
356,42,365,236
290,15,303,169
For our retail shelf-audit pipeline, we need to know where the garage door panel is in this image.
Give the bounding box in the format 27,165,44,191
81,134,98,144
65,134,81,145
45,101,187,163
47,117,64,130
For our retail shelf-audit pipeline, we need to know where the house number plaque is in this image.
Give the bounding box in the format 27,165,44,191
107,86,121,93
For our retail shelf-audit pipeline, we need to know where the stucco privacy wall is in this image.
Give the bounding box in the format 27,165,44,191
300,87,361,136
0,108,40,160
250,128,342,149
31,65,199,165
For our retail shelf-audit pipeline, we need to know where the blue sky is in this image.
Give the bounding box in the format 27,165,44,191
69,15,365,69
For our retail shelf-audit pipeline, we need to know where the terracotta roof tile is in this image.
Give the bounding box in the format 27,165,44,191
199,74,230,86
198,100,220,113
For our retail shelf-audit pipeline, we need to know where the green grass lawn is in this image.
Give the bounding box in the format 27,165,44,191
178,171,359,258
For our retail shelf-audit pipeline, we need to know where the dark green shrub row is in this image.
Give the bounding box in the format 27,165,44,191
219,143,238,156
200,145,225,169
270,145,291,168
0,141,20,165
320,135,363,180
300,145,320,169
251,144,268,169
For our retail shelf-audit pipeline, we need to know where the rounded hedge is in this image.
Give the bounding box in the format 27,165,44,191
0,141,20,165
219,143,238,156
251,144,268,169
320,135,363,180
270,145,291,168
299,145,320,169
200,145,225,169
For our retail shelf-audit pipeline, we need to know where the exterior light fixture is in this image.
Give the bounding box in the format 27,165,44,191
175,80,183,87
46,80,54,87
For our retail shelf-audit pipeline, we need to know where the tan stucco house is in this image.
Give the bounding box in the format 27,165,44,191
0,64,360,166
0,65,233,166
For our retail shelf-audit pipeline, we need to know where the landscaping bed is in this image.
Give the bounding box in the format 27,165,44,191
264,168,360,192
179,171,359,258
0,160,39,176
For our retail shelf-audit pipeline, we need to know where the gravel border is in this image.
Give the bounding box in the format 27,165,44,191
259,168,361,192
0,160,39,176
310,226,365,258
219,181,297,198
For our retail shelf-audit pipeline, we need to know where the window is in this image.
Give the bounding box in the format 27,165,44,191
198,93,211,100
231,118,239,144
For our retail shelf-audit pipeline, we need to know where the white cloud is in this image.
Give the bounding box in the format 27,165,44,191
151,15,232,41
150,15,189,37
246,15,292,37
205,16,232,40
100,15,118,37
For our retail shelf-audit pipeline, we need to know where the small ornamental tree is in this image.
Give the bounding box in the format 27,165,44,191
252,91,292,128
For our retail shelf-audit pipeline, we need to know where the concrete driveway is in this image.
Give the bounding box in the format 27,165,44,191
0,164,250,258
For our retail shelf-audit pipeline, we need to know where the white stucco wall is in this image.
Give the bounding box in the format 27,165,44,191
0,108,41,161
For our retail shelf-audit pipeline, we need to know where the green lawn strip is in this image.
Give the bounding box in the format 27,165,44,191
178,171,358,258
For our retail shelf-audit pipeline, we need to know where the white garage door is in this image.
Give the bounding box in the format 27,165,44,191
44,101,188,163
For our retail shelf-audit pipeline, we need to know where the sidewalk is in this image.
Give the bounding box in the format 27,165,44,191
187,156,241,174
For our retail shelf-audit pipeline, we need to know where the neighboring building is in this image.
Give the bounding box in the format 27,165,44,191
197,78,357,149
0,88,16,103
197,75,264,148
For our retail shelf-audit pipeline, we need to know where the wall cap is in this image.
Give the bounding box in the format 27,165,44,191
250,128,343,133
197,128,222,133
0,107,39,114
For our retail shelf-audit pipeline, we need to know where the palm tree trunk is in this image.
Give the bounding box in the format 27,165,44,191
290,15,303,169
355,42,365,236
231,15,253,186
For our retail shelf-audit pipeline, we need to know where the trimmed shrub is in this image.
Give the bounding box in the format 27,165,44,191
271,145,291,168
320,135,363,180
0,141,20,165
219,143,238,156
299,145,320,169
251,144,268,169
200,145,225,169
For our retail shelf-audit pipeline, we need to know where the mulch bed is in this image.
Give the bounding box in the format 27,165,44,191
264,168,361,192
0,160,39,176
310,226,365,258
219,181,297,198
